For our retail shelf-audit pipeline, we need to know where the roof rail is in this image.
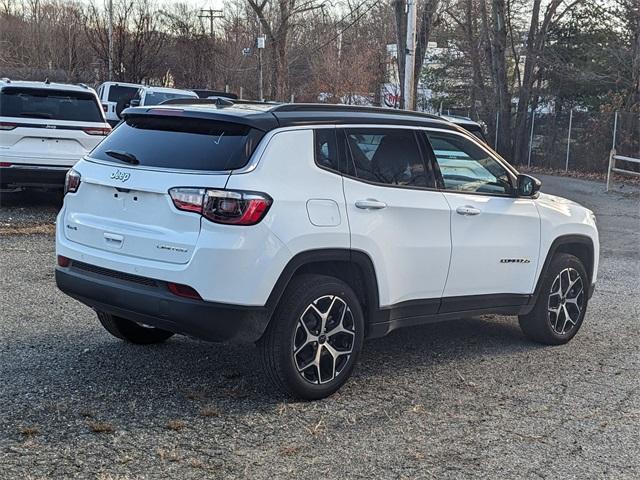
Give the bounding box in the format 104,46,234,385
271,103,442,120
160,97,236,107
1,77,10,83
77,83,89,89
159,97,276,108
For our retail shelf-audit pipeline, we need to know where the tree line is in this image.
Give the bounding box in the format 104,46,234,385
1,0,638,162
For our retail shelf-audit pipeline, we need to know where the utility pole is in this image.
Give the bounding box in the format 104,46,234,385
403,0,418,110
198,8,223,88
108,0,113,81
257,30,265,102
198,9,224,36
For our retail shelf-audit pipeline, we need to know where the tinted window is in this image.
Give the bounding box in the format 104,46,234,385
91,115,264,171
0,87,103,122
314,129,340,172
143,91,196,106
107,85,139,103
425,131,512,194
345,128,432,187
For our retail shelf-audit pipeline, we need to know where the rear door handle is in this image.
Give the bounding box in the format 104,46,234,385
456,205,481,216
355,199,387,210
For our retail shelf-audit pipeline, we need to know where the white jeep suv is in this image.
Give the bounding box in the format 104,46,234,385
55,103,599,400
0,79,110,189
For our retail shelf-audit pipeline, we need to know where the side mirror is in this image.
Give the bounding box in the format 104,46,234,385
129,99,140,107
516,174,541,197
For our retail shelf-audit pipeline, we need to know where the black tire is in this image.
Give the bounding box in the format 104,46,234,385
258,274,365,400
97,311,174,344
519,253,589,345
115,97,133,119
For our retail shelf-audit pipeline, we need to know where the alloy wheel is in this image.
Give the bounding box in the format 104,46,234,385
548,267,585,335
292,295,356,384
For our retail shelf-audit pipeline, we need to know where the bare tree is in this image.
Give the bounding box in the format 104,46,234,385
512,0,584,163
247,0,327,101
84,0,165,83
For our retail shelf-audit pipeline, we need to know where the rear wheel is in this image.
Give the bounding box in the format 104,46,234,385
519,253,588,345
97,311,174,344
258,274,365,400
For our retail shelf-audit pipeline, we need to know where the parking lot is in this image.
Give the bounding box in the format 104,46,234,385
0,174,638,479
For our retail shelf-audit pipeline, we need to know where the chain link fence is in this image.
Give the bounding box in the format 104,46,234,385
525,111,639,173
436,108,639,174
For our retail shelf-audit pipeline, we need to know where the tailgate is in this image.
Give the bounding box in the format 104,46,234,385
63,160,229,264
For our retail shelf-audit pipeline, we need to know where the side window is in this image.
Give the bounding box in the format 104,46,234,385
314,129,340,172
425,131,513,195
345,128,434,188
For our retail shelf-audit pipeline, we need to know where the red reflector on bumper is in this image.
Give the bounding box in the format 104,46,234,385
167,282,202,300
57,255,71,267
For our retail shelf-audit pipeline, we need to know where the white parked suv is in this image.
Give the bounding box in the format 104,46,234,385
0,79,110,189
55,103,599,399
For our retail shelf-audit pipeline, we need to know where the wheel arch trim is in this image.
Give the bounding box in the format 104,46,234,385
265,248,381,323
527,234,595,313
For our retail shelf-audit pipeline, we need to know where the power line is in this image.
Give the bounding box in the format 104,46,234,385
290,0,378,62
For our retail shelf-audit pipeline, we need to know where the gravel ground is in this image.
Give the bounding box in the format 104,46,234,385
0,189,61,229
0,175,638,479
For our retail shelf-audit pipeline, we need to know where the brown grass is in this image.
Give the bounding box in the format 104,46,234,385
0,223,56,236
18,426,40,437
166,419,186,431
87,421,115,433
157,448,181,462
279,446,302,456
198,405,219,418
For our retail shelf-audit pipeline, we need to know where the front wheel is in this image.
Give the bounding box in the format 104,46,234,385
519,253,589,345
97,311,174,344
258,274,365,400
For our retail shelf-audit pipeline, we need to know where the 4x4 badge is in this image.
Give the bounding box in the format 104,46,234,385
110,170,130,182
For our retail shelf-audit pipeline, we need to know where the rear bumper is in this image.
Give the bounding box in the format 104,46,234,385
55,263,272,343
1,164,68,188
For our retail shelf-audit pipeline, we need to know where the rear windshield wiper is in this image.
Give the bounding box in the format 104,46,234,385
105,150,139,165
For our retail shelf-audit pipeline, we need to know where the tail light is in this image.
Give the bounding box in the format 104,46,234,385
169,188,272,226
64,169,81,195
83,126,111,136
0,122,17,130
101,103,108,112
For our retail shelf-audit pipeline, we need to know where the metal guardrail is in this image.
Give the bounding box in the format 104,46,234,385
606,149,640,191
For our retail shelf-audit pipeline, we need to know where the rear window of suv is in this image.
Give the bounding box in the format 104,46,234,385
90,115,264,171
107,85,139,103
0,87,103,122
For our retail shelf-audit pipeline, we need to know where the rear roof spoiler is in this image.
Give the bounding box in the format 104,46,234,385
121,104,280,132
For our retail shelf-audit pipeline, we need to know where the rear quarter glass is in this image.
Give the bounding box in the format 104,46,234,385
89,115,265,171
0,87,103,123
